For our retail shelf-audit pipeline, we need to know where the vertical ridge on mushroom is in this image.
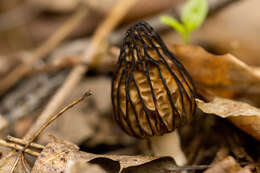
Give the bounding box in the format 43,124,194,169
111,21,197,165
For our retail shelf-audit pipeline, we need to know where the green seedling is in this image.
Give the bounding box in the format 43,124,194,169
160,0,208,44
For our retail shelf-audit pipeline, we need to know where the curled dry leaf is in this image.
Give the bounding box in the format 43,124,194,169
170,45,260,97
196,97,260,141
32,136,176,173
204,156,252,173
0,151,31,173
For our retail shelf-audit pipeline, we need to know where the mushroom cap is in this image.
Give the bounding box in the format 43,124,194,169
111,21,196,138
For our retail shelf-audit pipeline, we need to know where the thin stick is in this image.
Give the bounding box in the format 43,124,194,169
0,5,88,95
24,0,137,140
7,91,91,172
166,162,258,172
22,91,92,152
6,135,44,149
166,165,211,172
0,139,40,157
24,55,117,76
24,56,81,75
10,154,20,173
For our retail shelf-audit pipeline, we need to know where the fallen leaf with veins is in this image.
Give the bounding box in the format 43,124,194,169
170,45,260,97
32,136,177,173
197,97,260,141
0,151,31,173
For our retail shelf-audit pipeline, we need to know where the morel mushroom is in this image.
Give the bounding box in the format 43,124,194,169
111,21,196,165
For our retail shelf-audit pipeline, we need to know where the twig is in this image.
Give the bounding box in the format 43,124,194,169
0,5,89,95
165,165,211,172
165,161,257,172
6,135,44,149
24,0,137,140
10,154,20,173
0,139,40,157
22,91,92,152
8,91,91,172
24,53,117,76
25,56,80,75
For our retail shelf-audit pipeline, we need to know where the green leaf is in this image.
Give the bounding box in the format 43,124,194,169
181,0,208,33
160,16,186,37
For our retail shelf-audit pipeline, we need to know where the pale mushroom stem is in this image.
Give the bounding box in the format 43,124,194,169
150,130,187,166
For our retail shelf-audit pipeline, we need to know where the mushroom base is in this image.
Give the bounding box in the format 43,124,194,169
149,130,187,166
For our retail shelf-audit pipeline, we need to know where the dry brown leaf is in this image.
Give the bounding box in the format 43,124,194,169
0,151,31,173
32,136,176,173
65,160,107,173
197,97,260,141
204,156,252,173
31,136,79,173
170,45,260,97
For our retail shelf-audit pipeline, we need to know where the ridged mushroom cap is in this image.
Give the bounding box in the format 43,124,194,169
111,21,196,138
